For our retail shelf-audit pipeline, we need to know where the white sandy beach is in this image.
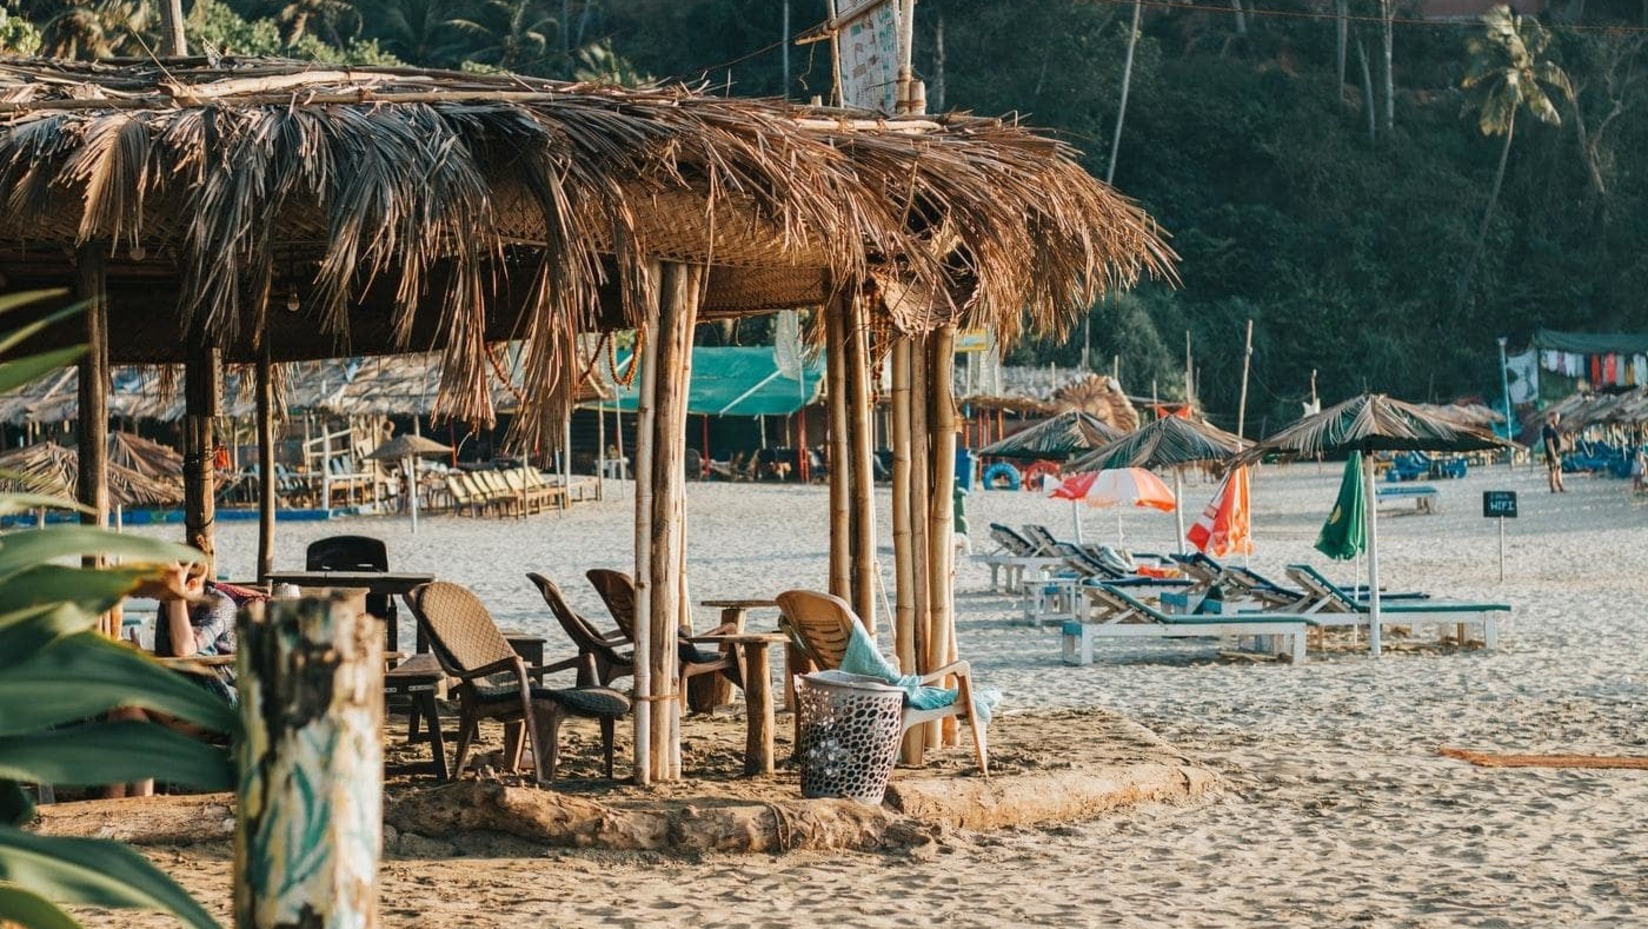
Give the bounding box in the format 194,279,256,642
108,461,1648,927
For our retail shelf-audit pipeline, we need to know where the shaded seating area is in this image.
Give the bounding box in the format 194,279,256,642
580,569,744,713
405,581,631,781
775,589,988,774
1063,582,1310,665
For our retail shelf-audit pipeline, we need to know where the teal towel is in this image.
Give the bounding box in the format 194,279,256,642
838,619,999,723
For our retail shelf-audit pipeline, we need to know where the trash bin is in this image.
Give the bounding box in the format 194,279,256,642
794,670,906,805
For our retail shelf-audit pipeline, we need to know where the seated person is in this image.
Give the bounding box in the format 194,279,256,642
153,561,240,707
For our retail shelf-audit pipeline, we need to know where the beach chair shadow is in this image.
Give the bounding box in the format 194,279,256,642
406,581,630,782
774,589,988,775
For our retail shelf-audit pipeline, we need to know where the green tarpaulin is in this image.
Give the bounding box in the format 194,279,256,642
1530,328,1648,356
596,347,825,416
1315,452,1367,561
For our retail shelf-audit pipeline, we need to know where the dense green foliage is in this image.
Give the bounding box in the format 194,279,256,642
8,1,1648,430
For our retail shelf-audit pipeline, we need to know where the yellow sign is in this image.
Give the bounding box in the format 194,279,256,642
955,329,992,353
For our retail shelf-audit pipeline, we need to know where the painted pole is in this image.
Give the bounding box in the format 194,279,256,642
236,593,382,929
1497,335,1514,461
404,455,419,534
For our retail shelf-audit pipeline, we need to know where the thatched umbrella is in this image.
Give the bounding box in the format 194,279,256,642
975,410,1126,461
1067,415,1246,550
108,431,183,480
1050,374,1141,432
363,434,453,534
0,441,183,511
1231,393,1513,656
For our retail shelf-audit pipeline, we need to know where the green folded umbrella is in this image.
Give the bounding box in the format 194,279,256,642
1314,452,1366,561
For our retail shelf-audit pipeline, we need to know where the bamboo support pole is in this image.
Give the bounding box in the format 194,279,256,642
631,267,660,787
825,302,852,601
891,338,916,677
76,247,109,592
845,291,877,625
645,261,701,783
903,333,931,764
235,594,381,929
184,345,220,561
256,343,276,583
926,326,959,747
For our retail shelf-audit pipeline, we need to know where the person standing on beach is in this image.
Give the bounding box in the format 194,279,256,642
1542,412,1567,493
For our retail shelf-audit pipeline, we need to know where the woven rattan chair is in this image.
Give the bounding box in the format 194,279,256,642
775,589,988,775
583,568,744,713
405,581,630,781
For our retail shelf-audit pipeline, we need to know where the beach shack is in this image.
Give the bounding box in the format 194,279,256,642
0,58,1172,785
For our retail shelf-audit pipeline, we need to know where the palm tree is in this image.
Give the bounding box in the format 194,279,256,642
1452,5,1572,316
363,0,467,67
448,0,561,74
35,1,152,58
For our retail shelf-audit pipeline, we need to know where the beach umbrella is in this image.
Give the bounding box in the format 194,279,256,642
975,410,1126,460
1314,453,1367,561
1050,467,1176,545
1068,414,1246,550
365,434,454,534
1186,465,1254,559
1231,393,1513,656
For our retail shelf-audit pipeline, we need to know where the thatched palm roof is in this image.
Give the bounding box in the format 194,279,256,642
1231,393,1512,466
1067,414,1244,473
974,409,1126,460
0,58,1173,435
0,440,183,507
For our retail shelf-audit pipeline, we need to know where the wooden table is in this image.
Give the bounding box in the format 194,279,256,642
690,632,787,776
265,571,435,653
700,599,787,709
383,653,448,779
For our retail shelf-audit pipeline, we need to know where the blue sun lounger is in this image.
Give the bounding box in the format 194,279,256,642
1283,563,1509,648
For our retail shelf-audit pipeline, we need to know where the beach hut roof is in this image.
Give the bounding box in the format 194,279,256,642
0,440,183,507
1067,414,1245,473
0,58,1174,437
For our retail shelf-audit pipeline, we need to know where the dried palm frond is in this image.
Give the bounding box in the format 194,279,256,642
0,58,1176,437
1068,414,1245,473
974,409,1124,460
0,440,183,507
1231,393,1512,466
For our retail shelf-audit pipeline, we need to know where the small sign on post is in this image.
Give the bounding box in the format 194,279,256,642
1483,491,1517,582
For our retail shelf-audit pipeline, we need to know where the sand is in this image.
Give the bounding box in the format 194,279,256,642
88,462,1648,927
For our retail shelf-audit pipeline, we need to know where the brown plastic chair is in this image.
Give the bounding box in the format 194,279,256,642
528,573,637,688
405,581,629,781
774,589,988,775
583,568,744,713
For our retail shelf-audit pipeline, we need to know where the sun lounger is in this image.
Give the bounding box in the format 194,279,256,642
976,522,1065,593
1282,563,1508,647
1062,582,1309,665
1375,484,1440,514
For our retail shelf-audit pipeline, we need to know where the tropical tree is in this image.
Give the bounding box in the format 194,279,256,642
360,0,467,67
0,291,234,929
448,0,561,74
34,1,153,59
1452,5,1572,316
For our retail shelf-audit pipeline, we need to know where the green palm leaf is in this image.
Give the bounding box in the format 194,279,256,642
0,720,232,790
0,346,87,396
0,527,200,585
0,883,84,929
0,633,237,736
0,492,92,517
0,564,163,623
0,827,224,929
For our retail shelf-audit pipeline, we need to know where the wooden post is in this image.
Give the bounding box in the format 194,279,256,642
643,261,701,783
903,332,930,764
184,346,220,561
256,343,276,583
845,290,878,627
825,303,851,600
76,246,109,555
631,273,659,786
235,594,381,929
159,0,187,56
890,338,916,679
1236,318,1255,441
925,326,959,747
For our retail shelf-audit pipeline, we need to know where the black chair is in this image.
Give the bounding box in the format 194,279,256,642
306,535,396,638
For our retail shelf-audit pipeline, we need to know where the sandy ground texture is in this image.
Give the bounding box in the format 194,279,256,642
82,462,1648,927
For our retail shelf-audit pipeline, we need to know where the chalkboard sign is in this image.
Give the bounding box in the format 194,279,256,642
1483,490,1518,518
